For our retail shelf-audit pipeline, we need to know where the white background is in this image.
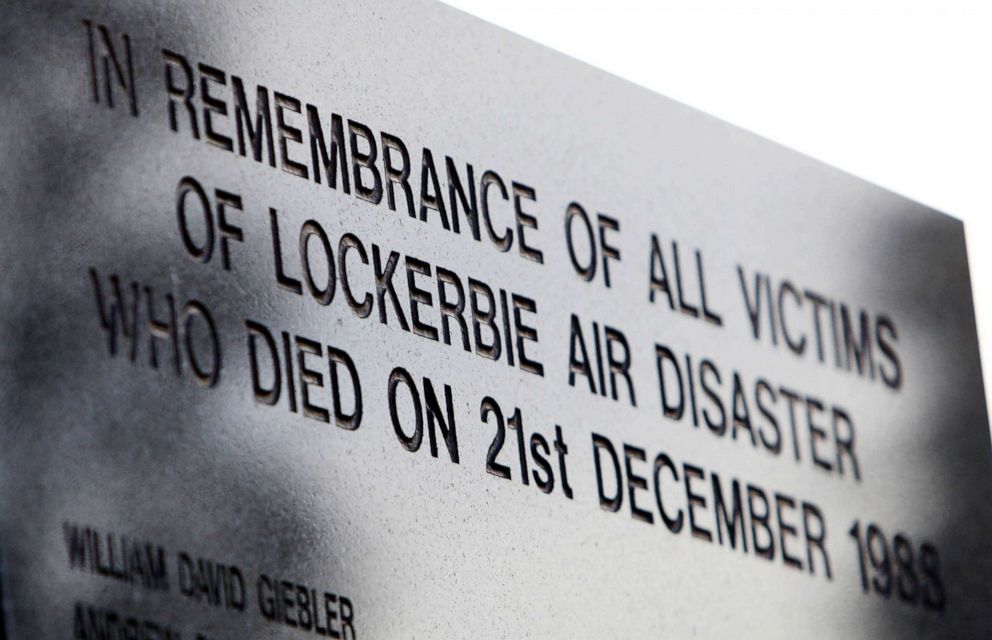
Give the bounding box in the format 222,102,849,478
445,0,992,421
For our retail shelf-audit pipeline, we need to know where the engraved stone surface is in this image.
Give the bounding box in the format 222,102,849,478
1,1,990,638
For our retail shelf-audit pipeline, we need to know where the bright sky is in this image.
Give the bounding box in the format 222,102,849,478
445,0,992,421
